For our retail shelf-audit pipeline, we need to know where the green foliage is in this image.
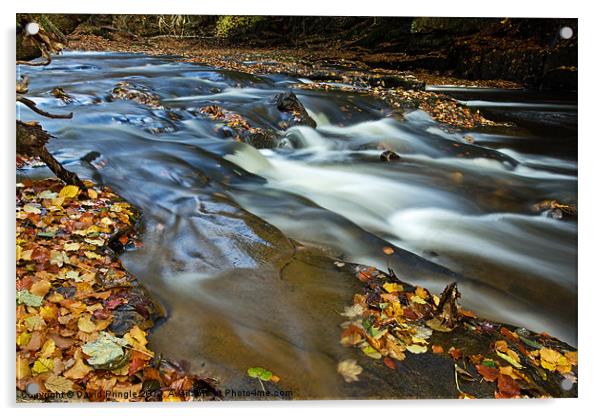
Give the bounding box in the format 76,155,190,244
215,15,265,39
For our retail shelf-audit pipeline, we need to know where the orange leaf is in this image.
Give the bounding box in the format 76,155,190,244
448,347,462,360
431,345,444,354
383,357,396,369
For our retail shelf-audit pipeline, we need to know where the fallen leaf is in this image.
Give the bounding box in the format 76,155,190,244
45,375,74,393
361,345,382,359
431,344,444,354
78,315,97,333
496,374,521,398
63,357,92,379
32,357,54,376
23,204,41,214
30,280,51,297
63,242,81,251
82,332,126,367
448,347,463,360
382,246,394,255
406,344,428,354
383,357,396,369
59,185,80,199
337,359,363,382
496,349,523,369
16,290,43,307
476,364,499,382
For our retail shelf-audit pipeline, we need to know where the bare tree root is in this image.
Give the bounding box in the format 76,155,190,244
17,121,84,187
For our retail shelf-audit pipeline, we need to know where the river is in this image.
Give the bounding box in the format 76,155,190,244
17,51,577,398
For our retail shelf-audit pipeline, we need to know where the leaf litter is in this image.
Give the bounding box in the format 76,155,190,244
338,264,578,398
16,178,220,402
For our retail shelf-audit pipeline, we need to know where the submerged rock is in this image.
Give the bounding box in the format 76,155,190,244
275,91,317,128
380,150,401,162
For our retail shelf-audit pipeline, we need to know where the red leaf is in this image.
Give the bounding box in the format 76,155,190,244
383,357,396,369
448,347,463,360
496,374,521,398
476,364,499,382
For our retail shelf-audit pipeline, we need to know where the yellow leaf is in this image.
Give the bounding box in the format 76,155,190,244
77,315,97,333
17,332,32,347
16,357,31,379
410,295,427,305
63,242,81,251
415,287,429,299
84,251,102,259
32,357,54,376
406,344,428,354
30,280,51,297
87,188,98,199
496,349,523,369
16,245,22,261
162,391,182,402
63,357,92,380
383,282,403,293
59,185,80,199
564,351,578,366
40,339,56,358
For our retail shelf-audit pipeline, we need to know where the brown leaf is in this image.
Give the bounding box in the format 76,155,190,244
476,364,499,382
496,374,521,398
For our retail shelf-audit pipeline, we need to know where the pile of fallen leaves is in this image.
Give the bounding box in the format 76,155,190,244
16,178,219,402
198,105,277,147
110,81,163,109
337,261,578,398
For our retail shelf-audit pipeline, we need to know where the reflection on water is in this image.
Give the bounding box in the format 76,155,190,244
18,52,577,398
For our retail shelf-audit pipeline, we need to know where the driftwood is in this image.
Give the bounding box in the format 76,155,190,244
17,121,84,188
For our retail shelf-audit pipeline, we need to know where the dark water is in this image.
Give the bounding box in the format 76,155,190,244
18,52,577,398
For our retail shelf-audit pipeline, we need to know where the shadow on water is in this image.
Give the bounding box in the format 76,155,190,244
18,52,577,398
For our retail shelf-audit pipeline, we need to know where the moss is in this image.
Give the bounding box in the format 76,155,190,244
215,15,265,39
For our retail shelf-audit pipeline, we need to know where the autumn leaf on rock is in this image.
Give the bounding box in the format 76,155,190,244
476,364,499,382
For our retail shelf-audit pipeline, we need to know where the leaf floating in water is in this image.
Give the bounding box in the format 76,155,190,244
382,246,394,255
337,359,363,382
247,367,278,382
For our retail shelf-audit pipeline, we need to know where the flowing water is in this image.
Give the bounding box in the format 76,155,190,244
18,52,577,398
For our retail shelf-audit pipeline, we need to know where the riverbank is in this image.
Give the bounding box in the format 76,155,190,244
16,178,220,402
65,34,519,130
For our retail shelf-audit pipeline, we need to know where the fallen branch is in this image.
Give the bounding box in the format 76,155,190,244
17,96,73,119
